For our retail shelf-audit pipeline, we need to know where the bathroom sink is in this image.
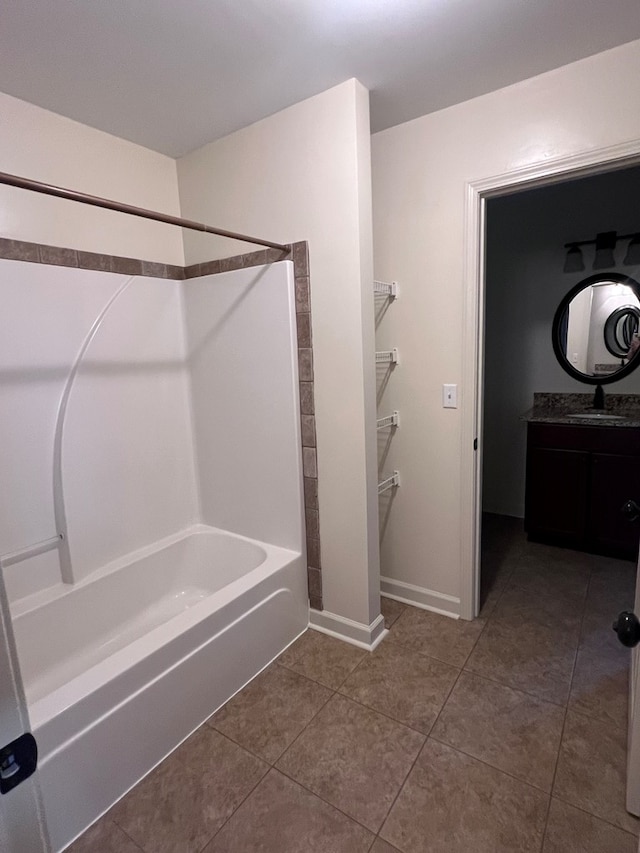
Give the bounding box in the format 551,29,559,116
567,412,627,421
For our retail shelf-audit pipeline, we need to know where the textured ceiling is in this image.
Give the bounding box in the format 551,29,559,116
1,0,639,157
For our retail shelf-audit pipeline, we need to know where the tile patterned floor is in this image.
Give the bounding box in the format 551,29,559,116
69,515,640,852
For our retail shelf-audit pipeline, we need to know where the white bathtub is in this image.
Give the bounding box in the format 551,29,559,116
11,525,307,852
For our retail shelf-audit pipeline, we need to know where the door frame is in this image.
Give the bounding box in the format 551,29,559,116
459,137,640,620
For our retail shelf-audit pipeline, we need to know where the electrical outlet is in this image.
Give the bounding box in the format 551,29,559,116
443,384,457,408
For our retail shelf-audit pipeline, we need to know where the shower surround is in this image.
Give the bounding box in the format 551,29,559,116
0,253,308,850
0,236,323,608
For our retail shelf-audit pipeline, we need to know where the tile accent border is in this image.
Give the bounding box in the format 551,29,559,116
0,237,186,279
289,242,323,613
183,246,291,277
0,236,323,610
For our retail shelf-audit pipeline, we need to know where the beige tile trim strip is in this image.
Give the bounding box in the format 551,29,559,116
0,237,187,279
0,236,322,610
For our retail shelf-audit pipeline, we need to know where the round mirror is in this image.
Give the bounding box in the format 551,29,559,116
552,273,640,385
604,305,640,359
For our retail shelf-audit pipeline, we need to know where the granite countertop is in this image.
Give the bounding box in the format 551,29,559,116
521,393,640,428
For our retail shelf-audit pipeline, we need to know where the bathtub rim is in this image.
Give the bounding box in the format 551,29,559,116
9,522,275,619
25,540,301,735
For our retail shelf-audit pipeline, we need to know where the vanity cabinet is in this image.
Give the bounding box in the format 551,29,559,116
525,423,640,559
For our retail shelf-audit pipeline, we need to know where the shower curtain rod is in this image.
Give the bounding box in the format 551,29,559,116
0,170,290,252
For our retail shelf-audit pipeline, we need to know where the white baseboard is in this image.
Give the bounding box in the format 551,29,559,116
308,608,387,651
380,575,461,619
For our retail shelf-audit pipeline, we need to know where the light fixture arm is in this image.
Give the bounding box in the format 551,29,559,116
563,230,640,272
564,230,639,251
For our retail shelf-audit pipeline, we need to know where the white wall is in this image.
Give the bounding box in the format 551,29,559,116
183,262,303,552
0,92,184,265
483,166,640,518
586,284,638,372
372,40,640,610
566,287,592,374
177,79,380,628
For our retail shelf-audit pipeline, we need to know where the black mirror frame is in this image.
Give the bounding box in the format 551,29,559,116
604,305,640,358
552,272,640,386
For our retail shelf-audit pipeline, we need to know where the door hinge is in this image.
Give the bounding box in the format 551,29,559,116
473,437,478,450
0,733,38,795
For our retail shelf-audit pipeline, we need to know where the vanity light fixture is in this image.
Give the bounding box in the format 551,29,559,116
564,230,640,272
563,244,584,273
624,234,640,266
593,231,617,270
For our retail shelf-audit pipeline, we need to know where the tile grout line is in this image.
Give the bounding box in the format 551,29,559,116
562,703,632,730
202,652,387,845
195,731,272,853
366,734,427,844
481,527,583,853
108,727,269,853
382,609,490,671
284,636,569,785
380,536,587,850
383,578,572,710
209,673,336,767
278,659,364,693
427,667,571,791
272,762,380,838
479,529,637,846
426,730,557,798
565,565,632,730
106,820,146,853
283,636,483,774
334,689,435,741
271,668,398,834
465,559,588,707
478,562,513,618
425,599,565,803
462,654,572,708
550,791,640,838
269,646,431,840
277,544,596,841
373,648,473,846
460,563,577,790
538,561,593,851
275,628,369,691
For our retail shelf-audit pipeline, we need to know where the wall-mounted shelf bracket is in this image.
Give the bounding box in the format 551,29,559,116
375,348,399,365
378,470,400,494
373,280,398,299
377,411,400,430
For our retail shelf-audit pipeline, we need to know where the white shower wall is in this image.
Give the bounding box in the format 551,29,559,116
62,278,199,582
183,263,303,553
0,258,302,602
0,261,131,598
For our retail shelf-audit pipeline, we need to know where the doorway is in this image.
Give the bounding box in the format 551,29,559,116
480,163,640,611
459,138,640,621
459,144,640,831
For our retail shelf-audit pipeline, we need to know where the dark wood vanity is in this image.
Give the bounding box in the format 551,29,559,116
525,420,640,559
